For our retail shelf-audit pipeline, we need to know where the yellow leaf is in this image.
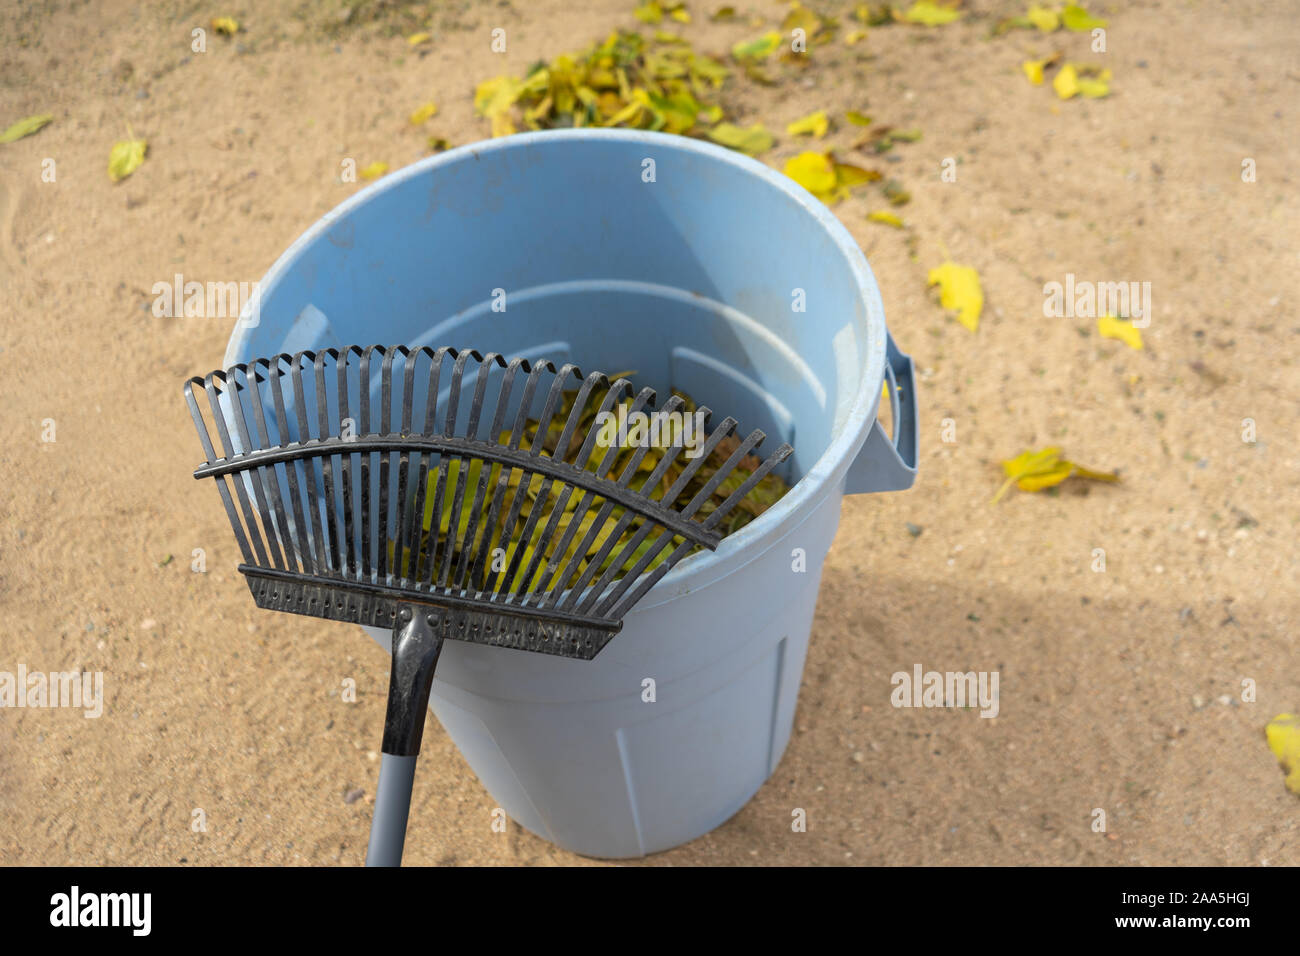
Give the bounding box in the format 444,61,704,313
867,210,904,228
844,29,868,45
732,31,782,60
1077,67,1111,98
211,17,239,36
706,122,774,156
1053,62,1080,99
359,161,388,180
900,1,963,26
927,261,983,332
108,137,147,182
669,8,691,22
1061,4,1107,31
1266,714,1300,796
1025,4,1059,32
1097,315,1143,350
711,5,737,21
993,447,1118,503
783,151,837,197
834,161,880,187
427,136,451,152
408,102,439,125
635,1,664,23
786,110,829,138
474,75,522,117
0,113,52,143
845,110,872,126
1013,459,1075,492
406,32,431,46
1022,58,1046,85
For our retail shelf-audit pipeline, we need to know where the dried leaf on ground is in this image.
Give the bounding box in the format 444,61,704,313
1097,315,1143,350
786,110,830,137
108,136,147,182
0,114,52,143
1266,714,1300,796
927,261,982,331
992,447,1119,503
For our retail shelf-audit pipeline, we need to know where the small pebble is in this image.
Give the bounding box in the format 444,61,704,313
343,787,364,805
906,522,923,538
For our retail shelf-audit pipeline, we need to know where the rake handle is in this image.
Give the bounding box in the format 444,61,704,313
366,605,444,867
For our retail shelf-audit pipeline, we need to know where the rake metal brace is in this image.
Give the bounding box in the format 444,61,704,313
185,346,792,866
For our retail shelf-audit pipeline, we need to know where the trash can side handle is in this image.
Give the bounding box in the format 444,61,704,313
844,330,918,495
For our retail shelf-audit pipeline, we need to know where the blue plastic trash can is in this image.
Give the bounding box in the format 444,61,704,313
225,129,918,858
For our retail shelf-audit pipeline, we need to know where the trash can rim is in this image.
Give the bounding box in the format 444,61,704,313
225,128,888,593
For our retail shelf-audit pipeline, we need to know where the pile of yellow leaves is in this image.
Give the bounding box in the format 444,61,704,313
474,31,730,141
992,447,1119,503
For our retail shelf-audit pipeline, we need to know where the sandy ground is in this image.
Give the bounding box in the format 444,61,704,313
1,0,1298,866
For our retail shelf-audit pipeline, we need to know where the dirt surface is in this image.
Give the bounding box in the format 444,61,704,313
1,0,1298,866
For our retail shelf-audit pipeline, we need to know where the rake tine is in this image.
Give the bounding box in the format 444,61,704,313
424,348,472,590
336,346,363,578
392,347,421,583
204,371,270,568
290,351,330,576
185,377,254,564
314,350,343,575
376,346,399,582
227,364,286,571
249,360,298,573
358,346,383,581
411,347,449,585
268,355,313,574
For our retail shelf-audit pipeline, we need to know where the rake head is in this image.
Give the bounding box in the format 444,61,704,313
185,345,791,654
